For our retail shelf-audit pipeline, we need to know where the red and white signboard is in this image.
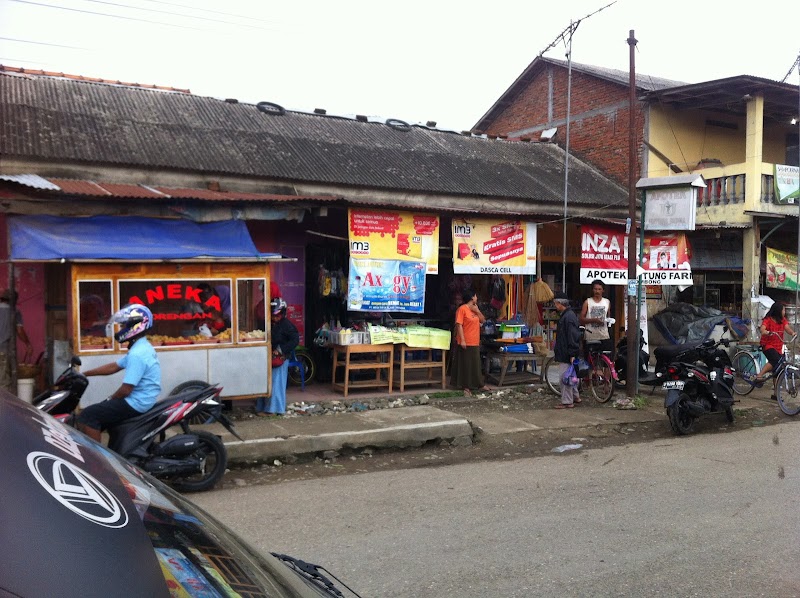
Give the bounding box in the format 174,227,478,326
580,225,693,286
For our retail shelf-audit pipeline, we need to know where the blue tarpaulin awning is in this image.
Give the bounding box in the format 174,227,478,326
9,215,282,261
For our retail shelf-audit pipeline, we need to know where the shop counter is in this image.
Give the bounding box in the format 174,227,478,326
392,344,447,392
331,343,394,397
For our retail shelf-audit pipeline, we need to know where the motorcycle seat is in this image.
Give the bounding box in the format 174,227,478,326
654,342,700,363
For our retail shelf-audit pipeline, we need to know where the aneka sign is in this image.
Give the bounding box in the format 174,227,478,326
348,258,426,313
348,209,440,274
580,225,693,286
451,218,537,274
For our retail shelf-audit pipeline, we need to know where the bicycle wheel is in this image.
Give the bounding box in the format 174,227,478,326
776,366,800,416
542,357,561,396
288,349,316,386
590,357,614,403
731,351,757,396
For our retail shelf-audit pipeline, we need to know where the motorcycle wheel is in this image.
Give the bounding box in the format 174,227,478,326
542,357,561,396
590,359,614,403
169,430,228,493
169,380,220,425
667,393,695,435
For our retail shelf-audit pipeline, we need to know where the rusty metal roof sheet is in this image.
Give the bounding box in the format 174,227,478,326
0,70,627,209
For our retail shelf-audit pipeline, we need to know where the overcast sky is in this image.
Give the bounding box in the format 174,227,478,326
1,0,798,131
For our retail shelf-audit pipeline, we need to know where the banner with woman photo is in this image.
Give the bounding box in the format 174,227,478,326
579,225,692,286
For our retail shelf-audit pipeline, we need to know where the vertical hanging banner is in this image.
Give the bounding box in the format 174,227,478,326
641,234,693,285
348,258,426,313
580,225,628,284
451,218,537,274
348,209,439,274
774,164,800,205
766,247,798,291
580,225,693,286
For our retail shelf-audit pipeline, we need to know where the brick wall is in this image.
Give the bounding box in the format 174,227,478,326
484,67,645,187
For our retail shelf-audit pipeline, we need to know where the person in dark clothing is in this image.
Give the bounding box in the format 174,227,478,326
256,298,299,416
553,292,582,408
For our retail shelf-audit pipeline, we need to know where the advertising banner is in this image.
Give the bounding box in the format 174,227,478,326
774,164,800,205
348,258,426,313
766,247,798,291
451,218,537,274
579,225,628,284
348,209,440,274
640,234,693,286
580,225,693,286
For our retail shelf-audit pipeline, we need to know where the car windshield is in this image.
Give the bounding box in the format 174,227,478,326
86,439,310,597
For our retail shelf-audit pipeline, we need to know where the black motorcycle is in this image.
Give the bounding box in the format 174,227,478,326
34,357,242,492
661,338,735,435
613,332,650,388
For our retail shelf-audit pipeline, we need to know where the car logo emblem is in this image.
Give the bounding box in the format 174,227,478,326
27,452,129,528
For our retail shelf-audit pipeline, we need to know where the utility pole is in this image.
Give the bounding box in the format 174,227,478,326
626,30,639,398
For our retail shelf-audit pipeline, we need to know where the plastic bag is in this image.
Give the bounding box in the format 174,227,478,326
561,364,579,387
573,357,591,378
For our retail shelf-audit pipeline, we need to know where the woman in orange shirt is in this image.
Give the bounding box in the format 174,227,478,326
450,288,488,396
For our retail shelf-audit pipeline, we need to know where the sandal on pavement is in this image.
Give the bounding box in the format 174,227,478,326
554,404,575,409
574,397,582,404
463,389,473,397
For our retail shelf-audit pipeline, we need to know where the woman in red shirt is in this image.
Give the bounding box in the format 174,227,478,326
450,288,488,396
757,303,796,393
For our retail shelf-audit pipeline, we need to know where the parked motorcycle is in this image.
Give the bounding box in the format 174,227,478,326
613,332,650,388
34,357,241,492
661,338,735,435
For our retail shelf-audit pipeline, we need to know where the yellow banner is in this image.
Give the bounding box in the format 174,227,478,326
452,218,537,274
348,208,440,274
766,247,798,291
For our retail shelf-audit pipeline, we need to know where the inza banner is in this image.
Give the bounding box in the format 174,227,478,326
580,226,628,284
451,218,537,274
348,209,440,274
580,225,693,286
347,258,426,313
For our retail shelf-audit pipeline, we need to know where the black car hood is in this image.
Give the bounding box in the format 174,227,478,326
0,395,169,597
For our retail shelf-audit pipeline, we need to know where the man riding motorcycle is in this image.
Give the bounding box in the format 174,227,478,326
76,304,161,442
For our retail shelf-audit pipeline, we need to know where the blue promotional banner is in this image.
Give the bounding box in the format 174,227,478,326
348,258,426,313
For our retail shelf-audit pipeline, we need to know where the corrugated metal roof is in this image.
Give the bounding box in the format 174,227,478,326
3,176,339,203
0,174,60,190
0,70,627,209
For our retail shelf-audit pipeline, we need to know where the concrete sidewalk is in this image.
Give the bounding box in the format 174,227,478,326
206,380,774,466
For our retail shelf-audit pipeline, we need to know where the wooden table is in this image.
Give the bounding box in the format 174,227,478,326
484,350,541,386
393,344,447,392
331,343,394,397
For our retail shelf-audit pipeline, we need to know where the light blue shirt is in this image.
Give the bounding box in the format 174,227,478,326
116,338,161,413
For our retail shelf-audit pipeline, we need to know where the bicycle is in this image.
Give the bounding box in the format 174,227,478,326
732,333,800,416
542,331,616,403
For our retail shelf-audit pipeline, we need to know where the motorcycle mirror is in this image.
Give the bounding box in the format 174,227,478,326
70,356,82,366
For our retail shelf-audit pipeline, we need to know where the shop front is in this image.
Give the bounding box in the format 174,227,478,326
8,215,285,405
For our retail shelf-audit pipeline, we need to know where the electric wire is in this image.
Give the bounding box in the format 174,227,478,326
0,36,85,50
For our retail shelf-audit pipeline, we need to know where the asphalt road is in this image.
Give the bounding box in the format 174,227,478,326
193,422,800,597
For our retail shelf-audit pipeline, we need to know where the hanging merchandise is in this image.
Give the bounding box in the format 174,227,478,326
524,282,541,327
490,275,506,310
531,244,554,303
